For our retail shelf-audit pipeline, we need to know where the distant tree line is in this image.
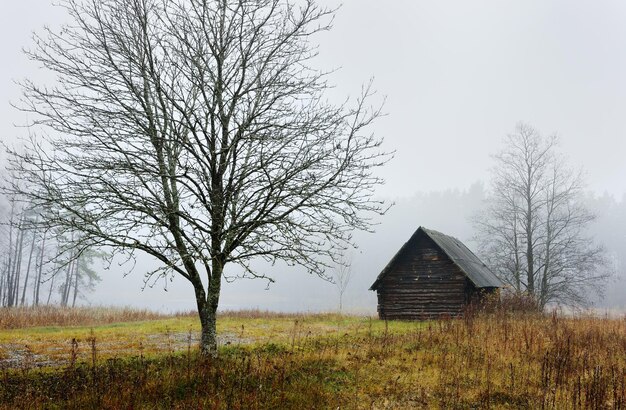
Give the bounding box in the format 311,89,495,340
0,190,101,308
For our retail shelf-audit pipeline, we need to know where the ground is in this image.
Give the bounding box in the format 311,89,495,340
0,307,625,409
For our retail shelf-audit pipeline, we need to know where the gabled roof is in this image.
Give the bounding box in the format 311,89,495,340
369,226,504,291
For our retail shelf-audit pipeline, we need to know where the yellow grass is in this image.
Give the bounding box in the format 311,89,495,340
0,307,625,408
0,305,181,329
0,309,418,366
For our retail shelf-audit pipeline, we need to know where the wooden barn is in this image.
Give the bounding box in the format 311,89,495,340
369,227,503,320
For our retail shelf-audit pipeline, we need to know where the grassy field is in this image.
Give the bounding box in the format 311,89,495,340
0,307,625,409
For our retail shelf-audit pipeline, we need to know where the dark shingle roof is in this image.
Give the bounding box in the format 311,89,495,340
369,226,504,290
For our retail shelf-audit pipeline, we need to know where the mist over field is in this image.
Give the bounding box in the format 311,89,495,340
86,185,626,313
2,0,625,313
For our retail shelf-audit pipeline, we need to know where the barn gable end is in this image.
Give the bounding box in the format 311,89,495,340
370,227,503,320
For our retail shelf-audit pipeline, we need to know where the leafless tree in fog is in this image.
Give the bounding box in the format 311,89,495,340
5,0,390,356
332,251,353,312
475,123,610,308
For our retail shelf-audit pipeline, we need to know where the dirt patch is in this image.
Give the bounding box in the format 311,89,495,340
0,344,63,369
0,332,252,369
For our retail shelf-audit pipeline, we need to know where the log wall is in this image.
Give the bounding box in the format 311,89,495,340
376,234,476,320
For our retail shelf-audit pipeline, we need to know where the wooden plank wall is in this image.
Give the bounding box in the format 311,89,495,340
376,235,473,320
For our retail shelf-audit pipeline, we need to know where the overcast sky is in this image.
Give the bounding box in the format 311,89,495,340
1,1,625,313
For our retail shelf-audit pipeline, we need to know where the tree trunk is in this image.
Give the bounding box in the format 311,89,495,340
539,235,551,309
512,216,522,292
72,257,80,307
525,186,535,296
198,301,218,357
195,261,223,357
21,230,38,306
33,232,47,306
9,224,25,307
0,264,6,306
61,258,74,307
5,204,16,307
46,268,56,305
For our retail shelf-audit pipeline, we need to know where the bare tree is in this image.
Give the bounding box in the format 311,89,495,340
5,0,390,355
56,243,101,307
475,123,610,308
70,249,102,307
332,252,353,312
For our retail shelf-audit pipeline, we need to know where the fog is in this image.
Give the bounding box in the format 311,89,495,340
1,1,625,312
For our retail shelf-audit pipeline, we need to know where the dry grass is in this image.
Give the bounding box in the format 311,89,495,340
217,308,348,320
358,312,626,408
0,306,353,330
0,306,189,329
0,309,625,409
